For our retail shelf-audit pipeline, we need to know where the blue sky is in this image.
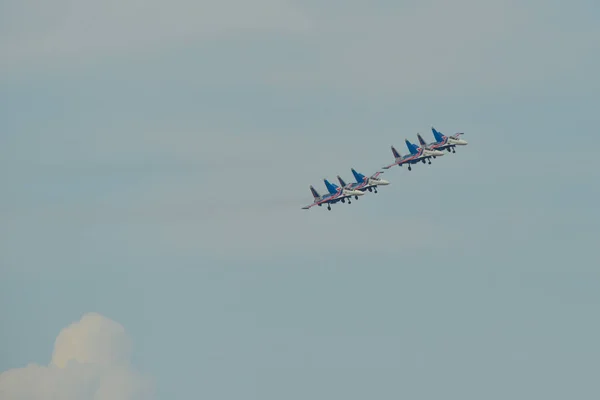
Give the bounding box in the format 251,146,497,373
1,1,600,399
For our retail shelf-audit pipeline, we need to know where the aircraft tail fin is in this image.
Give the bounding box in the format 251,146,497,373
351,168,366,183
323,179,338,194
391,146,402,160
310,185,320,199
337,175,347,187
405,139,419,155
417,133,427,147
432,126,445,142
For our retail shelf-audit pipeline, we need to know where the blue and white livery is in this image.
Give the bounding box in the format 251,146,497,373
382,139,445,171
417,127,468,154
302,178,364,210
337,168,390,194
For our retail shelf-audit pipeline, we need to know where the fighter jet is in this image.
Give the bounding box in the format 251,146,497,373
382,139,445,171
301,179,364,210
336,169,389,194
417,127,468,153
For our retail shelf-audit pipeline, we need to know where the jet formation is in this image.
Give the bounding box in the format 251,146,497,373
302,127,468,210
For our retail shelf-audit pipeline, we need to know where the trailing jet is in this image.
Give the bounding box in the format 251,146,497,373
337,169,390,194
301,179,364,210
382,139,445,171
417,127,468,153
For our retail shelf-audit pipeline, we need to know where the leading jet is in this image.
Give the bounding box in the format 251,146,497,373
382,139,445,171
301,179,364,210
417,127,468,154
337,169,389,194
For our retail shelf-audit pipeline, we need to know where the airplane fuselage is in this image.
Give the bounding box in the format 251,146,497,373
449,137,468,146
402,148,444,165
308,187,363,209
427,137,468,152
349,178,390,191
342,188,365,197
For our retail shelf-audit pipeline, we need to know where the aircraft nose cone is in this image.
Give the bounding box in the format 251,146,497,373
356,190,365,195
379,180,390,185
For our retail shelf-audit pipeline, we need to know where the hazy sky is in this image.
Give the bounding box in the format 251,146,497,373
1,1,600,399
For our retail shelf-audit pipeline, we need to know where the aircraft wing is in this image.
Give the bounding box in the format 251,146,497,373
349,182,366,191
302,192,342,209
370,171,383,179
334,191,354,200
356,184,374,192
451,132,464,139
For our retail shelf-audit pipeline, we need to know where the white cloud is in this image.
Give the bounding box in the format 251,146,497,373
0,313,153,400
51,313,132,368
